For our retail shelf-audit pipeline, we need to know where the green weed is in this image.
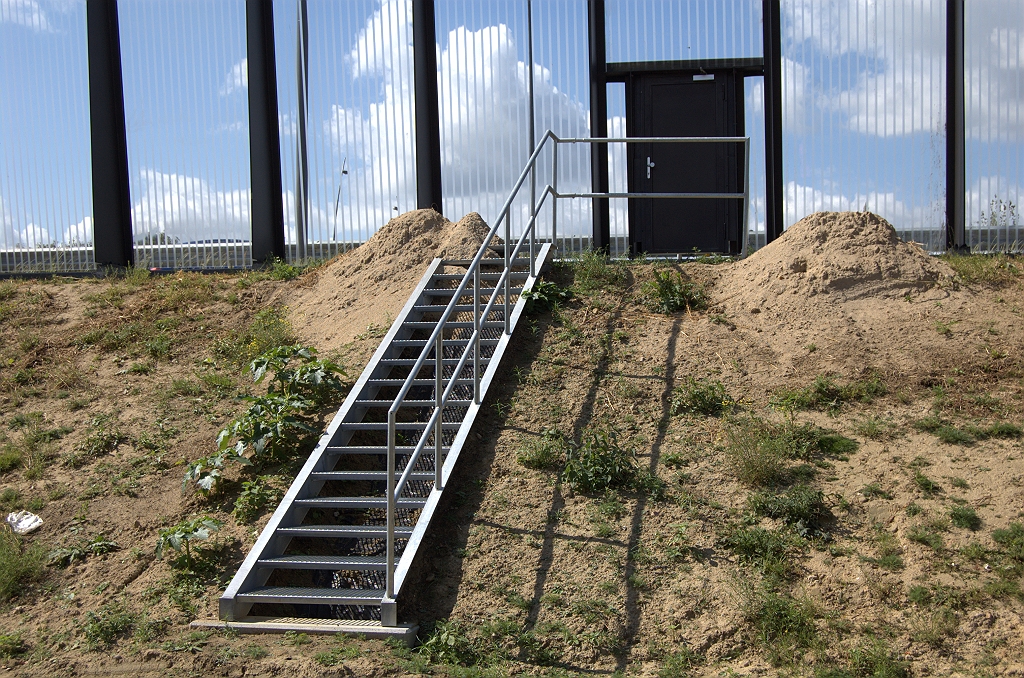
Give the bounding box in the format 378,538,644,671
215,307,295,365
907,526,944,550
659,643,705,677
992,523,1024,561
722,526,797,580
643,270,707,313
749,485,829,535
950,505,981,530
861,483,894,500
0,529,45,601
522,281,573,313
82,601,137,650
517,429,568,471
772,374,886,412
742,587,817,666
913,471,941,496
569,250,628,293
233,476,281,523
0,633,26,658
670,377,731,417
155,516,223,570
561,427,639,495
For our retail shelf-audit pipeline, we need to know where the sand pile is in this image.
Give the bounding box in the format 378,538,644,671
279,209,495,353
716,211,953,309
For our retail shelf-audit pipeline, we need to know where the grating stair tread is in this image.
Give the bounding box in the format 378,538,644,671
277,525,413,538
292,497,427,509
308,471,434,482
256,555,387,570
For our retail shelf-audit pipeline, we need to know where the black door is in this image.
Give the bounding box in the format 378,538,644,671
627,71,745,255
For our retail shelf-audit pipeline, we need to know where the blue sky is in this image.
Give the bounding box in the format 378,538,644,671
1,0,1021,254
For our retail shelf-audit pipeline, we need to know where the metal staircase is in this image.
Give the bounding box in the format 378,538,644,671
206,214,551,641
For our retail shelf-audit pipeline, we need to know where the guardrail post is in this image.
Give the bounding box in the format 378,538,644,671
473,267,481,404
504,215,511,335
434,333,443,490
742,138,750,255
386,410,396,601
551,142,559,255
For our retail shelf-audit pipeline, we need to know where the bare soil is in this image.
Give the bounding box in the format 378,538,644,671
1,211,1022,677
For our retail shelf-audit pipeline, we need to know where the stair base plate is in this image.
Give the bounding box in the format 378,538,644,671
191,617,418,646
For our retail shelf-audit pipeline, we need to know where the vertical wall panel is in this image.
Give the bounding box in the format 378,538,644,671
0,1,92,272
119,0,251,268
964,1,1023,250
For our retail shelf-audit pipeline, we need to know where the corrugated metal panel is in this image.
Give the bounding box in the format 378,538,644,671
0,0,93,272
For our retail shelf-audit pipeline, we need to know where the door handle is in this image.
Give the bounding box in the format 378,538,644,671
646,156,655,179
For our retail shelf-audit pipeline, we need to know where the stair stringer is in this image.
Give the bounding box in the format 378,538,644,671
391,243,552,596
219,258,445,621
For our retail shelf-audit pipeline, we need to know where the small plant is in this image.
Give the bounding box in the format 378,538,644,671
865,526,904,571
906,502,923,517
772,374,886,411
215,307,296,365
722,526,796,580
570,250,628,293
162,631,211,653
643,270,707,313
907,526,944,550
934,320,954,336
521,281,573,313
670,377,731,416
47,534,119,568
0,528,44,602
742,586,817,666
315,643,361,666
561,427,640,494
854,415,897,440
950,505,981,530
417,620,480,666
68,414,128,468
749,485,829,535
517,428,568,471
860,483,894,500
82,601,137,650
0,633,26,658
992,522,1024,561
659,643,705,677
155,516,223,570
249,345,347,407
233,476,281,523
913,471,941,496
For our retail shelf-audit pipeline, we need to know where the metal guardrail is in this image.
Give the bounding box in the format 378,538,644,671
381,130,750,602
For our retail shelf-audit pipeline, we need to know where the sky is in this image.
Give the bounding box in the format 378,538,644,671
1,0,1022,256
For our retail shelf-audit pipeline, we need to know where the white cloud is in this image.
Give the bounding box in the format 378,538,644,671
130,169,251,243
782,0,1024,140
219,58,247,96
0,0,51,31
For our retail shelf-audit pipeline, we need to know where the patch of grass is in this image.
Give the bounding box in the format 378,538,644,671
907,526,944,550
860,483,894,500
864,526,904,571
516,429,568,472
772,374,886,412
215,307,295,366
905,502,923,516
0,529,45,601
522,281,573,314
991,522,1024,561
722,526,797,580
0,633,26,658
912,470,941,496
950,476,969,489
82,601,137,650
643,270,707,313
670,377,731,416
950,505,981,530
569,250,628,293
846,641,910,678
315,643,361,666
742,587,817,666
659,643,705,677
748,485,829,534
854,415,897,440
940,252,1022,285
417,620,480,666
724,419,857,487
66,414,128,468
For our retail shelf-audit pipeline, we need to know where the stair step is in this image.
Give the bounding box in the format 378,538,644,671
191,617,418,645
292,497,428,509
431,272,529,282
389,338,499,347
367,378,474,386
340,422,462,431
378,358,489,366
355,399,472,408
441,258,529,267
423,287,523,296
277,524,414,538
412,304,502,313
256,555,387,570
309,471,435,482
236,586,384,606
401,321,504,329
323,446,444,456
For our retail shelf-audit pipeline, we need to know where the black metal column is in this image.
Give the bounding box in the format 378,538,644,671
946,0,965,251
413,0,443,213
588,0,610,251
247,0,285,263
762,0,784,242
86,0,133,268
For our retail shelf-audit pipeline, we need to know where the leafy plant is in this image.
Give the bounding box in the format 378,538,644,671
772,374,886,411
570,249,628,293
215,307,296,365
643,270,707,313
418,620,480,666
0,633,26,658
249,345,346,407
561,428,639,494
748,485,829,535
233,476,281,523
517,428,568,471
671,377,731,416
48,535,119,568
950,505,981,530
722,526,797,580
742,587,817,666
82,601,137,650
155,516,223,569
522,281,573,313
992,522,1024,561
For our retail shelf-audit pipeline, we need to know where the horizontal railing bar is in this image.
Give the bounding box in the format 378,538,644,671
557,191,746,199
555,136,749,143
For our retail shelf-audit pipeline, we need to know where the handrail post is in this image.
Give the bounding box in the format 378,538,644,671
473,267,481,404
504,213,511,335
551,142,559,255
386,410,396,599
742,138,750,256
434,333,443,490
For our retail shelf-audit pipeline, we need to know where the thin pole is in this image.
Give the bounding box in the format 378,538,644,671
946,0,965,251
295,0,309,262
527,0,536,228
552,142,559,254
386,410,396,599
434,333,443,490
473,267,481,404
